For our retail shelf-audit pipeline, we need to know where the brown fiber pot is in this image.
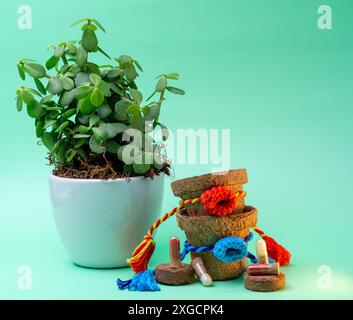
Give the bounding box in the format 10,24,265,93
171,169,248,217
176,206,258,280
171,169,257,280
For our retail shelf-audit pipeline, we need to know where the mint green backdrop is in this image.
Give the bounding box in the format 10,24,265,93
1,0,352,299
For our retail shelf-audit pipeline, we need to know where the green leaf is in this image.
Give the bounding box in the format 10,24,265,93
156,76,167,92
133,153,153,173
60,76,75,91
89,114,100,127
97,104,112,119
23,63,46,78
59,90,75,106
69,64,81,75
78,125,90,134
44,106,61,111
124,164,134,174
55,121,70,133
75,72,91,87
89,135,106,153
27,88,42,97
40,95,55,104
66,149,77,162
103,123,127,138
20,89,34,105
92,19,106,32
134,60,143,72
166,86,185,95
81,26,98,52
107,68,121,80
89,73,101,86
34,78,47,95
86,62,100,74
97,80,111,97
118,55,133,65
165,72,180,80
130,89,143,105
97,46,111,60
143,104,160,121
47,77,63,95
35,120,44,137
125,63,137,81
106,140,120,153
114,100,130,121
93,123,127,141
27,101,43,119
62,108,76,120
73,134,91,139
17,64,25,80
48,110,60,119
109,82,123,95
73,138,88,149
90,87,104,107
71,18,88,28
54,45,65,57
74,85,92,99
43,119,56,129
77,114,89,125
76,46,88,67
128,105,144,131
92,126,109,142
16,95,23,111
66,42,77,55
118,145,140,163
41,132,57,151
79,95,96,115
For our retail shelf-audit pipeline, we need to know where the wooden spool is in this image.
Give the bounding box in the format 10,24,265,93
155,263,195,286
244,271,286,292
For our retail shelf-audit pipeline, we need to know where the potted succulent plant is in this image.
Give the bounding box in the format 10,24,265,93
15,18,184,268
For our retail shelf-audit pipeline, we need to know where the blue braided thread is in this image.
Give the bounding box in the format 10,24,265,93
246,251,276,264
180,242,213,261
180,232,253,263
247,251,258,264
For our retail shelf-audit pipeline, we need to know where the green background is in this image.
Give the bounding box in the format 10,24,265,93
1,0,353,299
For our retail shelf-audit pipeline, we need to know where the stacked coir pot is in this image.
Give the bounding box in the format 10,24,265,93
171,169,257,280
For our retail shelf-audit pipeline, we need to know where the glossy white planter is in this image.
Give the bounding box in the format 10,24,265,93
49,174,164,268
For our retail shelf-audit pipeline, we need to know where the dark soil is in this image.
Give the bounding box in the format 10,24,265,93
49,153,170,180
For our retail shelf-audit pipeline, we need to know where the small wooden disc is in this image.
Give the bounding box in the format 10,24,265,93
244,271,286,292
155,263,195,286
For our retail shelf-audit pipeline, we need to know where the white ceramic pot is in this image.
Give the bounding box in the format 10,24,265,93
49,174,165,268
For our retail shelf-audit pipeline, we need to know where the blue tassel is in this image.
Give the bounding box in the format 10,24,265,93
116,278,132,290
117,270,160,291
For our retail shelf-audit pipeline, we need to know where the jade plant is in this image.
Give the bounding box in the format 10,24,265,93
15,18,184,178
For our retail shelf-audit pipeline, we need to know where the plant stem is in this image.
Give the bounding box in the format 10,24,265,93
158,90,165,107
61,54,68,65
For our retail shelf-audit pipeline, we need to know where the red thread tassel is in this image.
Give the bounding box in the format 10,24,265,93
254,227,291,266
127,237,156,273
